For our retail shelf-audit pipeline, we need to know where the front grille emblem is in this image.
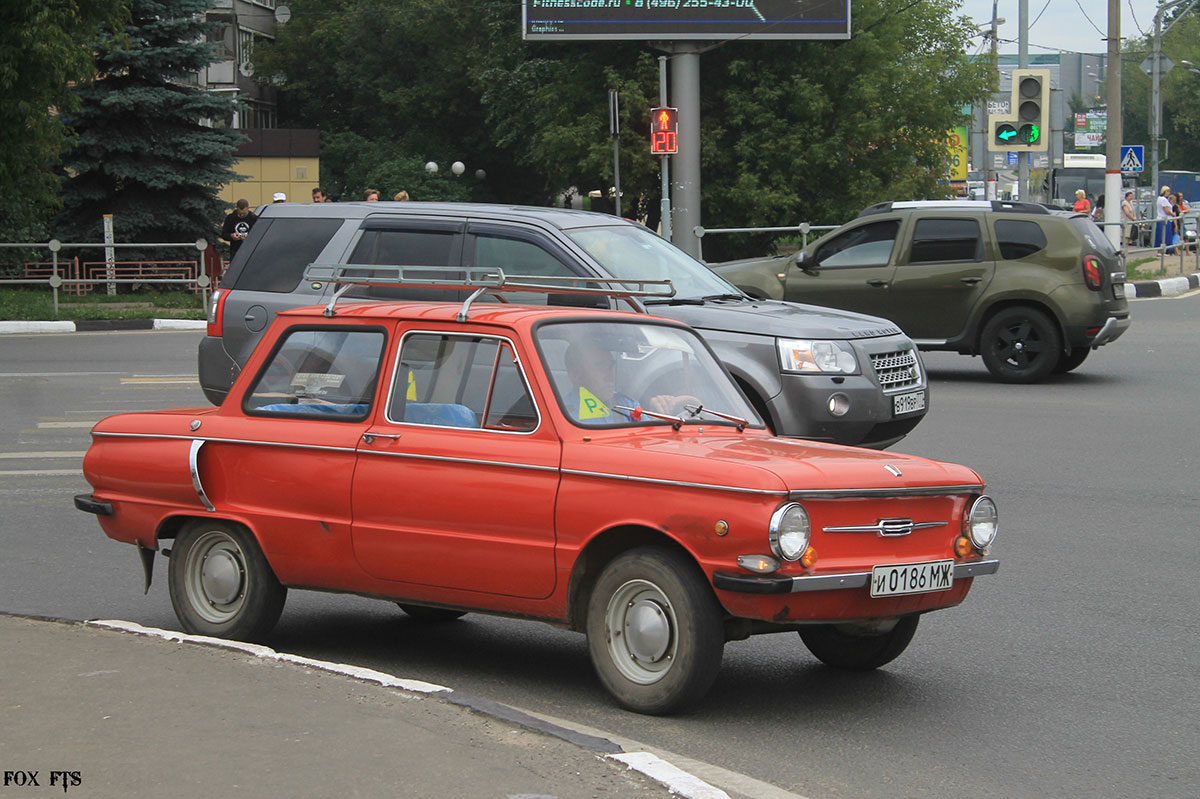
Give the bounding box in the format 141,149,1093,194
823,519,948,537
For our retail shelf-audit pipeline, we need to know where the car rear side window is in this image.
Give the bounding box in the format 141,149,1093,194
245,328,386,420
228,218,343,293
908,219,983,263
994,220,1048,260
388,333,538,433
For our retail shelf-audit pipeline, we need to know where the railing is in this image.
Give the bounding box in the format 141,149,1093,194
0,239,213,315
692,222,840,262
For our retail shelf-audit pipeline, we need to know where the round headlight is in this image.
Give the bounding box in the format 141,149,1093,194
769,503,811,561
967,495,998,550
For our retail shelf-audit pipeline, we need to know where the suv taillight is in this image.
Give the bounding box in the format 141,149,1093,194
1082,255,1103,291
207,289,226,337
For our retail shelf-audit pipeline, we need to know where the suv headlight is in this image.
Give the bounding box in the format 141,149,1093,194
769,503,811,561
966,495,998,551
777,338,859,374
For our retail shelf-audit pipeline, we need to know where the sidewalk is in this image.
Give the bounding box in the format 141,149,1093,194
0,614,721,799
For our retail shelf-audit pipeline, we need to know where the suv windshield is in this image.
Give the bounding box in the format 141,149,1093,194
565,225,741,301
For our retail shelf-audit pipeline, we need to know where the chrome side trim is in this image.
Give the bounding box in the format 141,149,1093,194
93,431,358,454
785,558,999,593
823,520,947,536
789,484,983,500
188,439,215,512
359,448,559,473
561,468,787,497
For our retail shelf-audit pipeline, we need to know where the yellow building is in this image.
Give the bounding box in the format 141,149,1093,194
218,128,321,209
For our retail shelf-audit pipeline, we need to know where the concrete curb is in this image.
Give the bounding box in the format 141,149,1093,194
1126,272,1200,298
0,318,206,334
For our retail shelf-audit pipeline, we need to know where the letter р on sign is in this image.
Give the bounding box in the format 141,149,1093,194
650,106,678,155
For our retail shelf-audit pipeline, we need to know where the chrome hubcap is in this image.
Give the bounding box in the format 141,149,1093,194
201,549,242,605
624,599,671,663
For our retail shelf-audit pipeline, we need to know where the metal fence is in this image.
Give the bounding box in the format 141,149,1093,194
0,239,212,315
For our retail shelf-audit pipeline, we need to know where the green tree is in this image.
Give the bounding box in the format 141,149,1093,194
56,0,244,247
0,1,125,240
258,0,990,259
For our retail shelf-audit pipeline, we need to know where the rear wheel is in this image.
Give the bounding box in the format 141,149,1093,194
799,616,919,670
586,547,724,715
1053,346,1090,374
168,520,286,641
980,307,1062,383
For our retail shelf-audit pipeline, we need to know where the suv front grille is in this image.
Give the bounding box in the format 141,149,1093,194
870,349,922,392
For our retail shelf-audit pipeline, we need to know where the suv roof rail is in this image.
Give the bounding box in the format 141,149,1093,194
303,263,675,321
858,200,1052,217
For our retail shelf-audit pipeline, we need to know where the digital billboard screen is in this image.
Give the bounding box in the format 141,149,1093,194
523,1,852,41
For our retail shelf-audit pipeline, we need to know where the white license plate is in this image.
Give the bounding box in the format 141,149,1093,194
870,560,954,598
893,390,926,416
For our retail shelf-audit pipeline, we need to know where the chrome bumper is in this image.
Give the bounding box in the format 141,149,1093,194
713,558,999,594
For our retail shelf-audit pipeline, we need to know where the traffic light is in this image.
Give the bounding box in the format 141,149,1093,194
650,107,678,155
990,68,1050,152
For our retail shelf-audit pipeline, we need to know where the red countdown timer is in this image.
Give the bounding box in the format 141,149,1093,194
650,107,678,155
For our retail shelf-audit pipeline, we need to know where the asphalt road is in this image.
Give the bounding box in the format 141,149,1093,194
1,297,1197,799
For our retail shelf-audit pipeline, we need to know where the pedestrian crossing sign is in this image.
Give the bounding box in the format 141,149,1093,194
1120,145,1145,173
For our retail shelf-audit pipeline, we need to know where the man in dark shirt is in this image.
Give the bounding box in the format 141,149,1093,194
221,199,257,259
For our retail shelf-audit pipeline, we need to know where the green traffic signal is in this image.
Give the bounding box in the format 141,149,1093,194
995,123,1017,145
1019,123,1041,144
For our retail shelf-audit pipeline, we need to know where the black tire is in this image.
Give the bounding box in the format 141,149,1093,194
397,604,467,623
1053,346,1090,374
799,615,919,670
586,547,725,715
168,520,286,642
979,307,1062,383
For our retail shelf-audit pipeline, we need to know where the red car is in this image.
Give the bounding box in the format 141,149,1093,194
75,269,999,714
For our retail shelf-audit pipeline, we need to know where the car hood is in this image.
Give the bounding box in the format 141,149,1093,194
646,297,903,341
563,430,982,494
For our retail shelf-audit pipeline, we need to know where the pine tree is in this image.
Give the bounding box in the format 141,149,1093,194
56,0,244,246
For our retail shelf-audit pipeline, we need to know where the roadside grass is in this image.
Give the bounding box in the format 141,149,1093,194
1126,253,1200,281
0,287,206,321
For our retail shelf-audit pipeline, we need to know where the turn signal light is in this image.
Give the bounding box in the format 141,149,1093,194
737,554,780,573
954,535,975,558
801,546,818,568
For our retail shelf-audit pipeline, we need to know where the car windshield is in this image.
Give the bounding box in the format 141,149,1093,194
565,225,742,301
536,320,761,429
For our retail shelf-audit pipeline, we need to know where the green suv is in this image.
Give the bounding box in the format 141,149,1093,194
712,200,1130,383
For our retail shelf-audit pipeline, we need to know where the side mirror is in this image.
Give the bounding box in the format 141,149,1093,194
795,250,818,274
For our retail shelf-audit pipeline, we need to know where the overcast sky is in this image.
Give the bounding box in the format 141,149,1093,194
956,0,1164,56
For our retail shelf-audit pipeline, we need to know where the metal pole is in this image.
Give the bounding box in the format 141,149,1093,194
989,0,1000,198
658,55,672,240
1018,0,1029,200
609,89,621,218
1151,9,1162,198
1104,0,1122,248
671,50,702,259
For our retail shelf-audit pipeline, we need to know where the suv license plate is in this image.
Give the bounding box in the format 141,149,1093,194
871,560,954,597
893,390,926,416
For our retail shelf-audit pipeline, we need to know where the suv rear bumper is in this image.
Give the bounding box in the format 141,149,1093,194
1087,314,1131,348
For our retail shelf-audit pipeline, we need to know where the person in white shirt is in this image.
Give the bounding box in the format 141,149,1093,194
1155,186,1175,250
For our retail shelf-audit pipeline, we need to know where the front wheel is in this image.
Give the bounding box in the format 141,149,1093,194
168,520,286,641
799,616,919,670
980,307,1062,383
586,547,724,715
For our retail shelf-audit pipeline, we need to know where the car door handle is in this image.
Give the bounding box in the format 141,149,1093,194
362,433,402,444
866,279,889,287
960,277,982,285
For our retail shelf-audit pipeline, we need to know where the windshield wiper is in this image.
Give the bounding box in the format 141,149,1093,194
642,297,705,306
614,405,684,430
683,404,748,432
700,293,747,302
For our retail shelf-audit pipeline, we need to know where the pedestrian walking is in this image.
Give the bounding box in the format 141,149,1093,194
1154,186,1175,251
1073,189,1091,213
1121,191,1137,247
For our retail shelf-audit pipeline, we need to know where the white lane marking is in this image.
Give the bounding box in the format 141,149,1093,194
0,372,124,378
0,469,82,476
121,376,198,385
152,319,206,330
609,752,730,799
36,421,98,429
88,620,451,694
519,708,815,799
0,451,86,459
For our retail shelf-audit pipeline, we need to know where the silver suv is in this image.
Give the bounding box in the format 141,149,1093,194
200,202,929,448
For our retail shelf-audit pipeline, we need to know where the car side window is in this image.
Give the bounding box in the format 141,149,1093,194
908,218,983,264
814,221,900,268
474,234,576,278
388,333,537,432
346,226,465,301
994,220,1048,260
225,218,343,292
245,328,386,420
